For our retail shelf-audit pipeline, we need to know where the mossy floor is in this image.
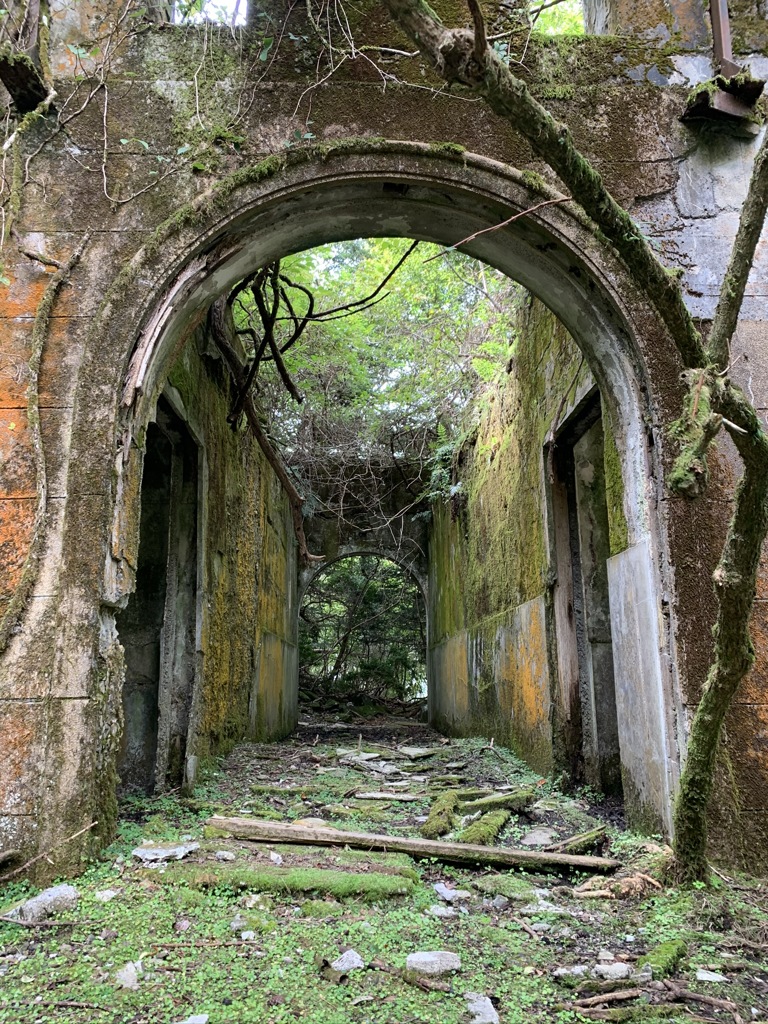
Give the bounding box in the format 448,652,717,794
1,718,766,1024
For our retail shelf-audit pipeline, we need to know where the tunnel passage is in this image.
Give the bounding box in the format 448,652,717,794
299,553,428,715
116,398,199,795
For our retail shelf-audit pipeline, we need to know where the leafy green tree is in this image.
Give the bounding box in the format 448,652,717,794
299,556,427,707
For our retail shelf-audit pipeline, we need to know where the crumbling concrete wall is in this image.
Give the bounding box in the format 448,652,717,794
0,0,767,875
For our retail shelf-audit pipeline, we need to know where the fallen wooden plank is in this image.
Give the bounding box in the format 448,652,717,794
354,792,423,801
207,816,621,874
544,826,607,855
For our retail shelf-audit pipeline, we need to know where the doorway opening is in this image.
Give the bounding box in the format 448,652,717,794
116,397,199,794
550,391,623,797
299,555,427,719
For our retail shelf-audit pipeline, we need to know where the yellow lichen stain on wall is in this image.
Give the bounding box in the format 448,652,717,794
495,598,552,772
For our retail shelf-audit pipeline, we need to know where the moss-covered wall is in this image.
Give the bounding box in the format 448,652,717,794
429,298,629,776
165,331,298,757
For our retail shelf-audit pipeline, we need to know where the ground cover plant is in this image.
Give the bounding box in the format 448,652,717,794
1,720,766,1024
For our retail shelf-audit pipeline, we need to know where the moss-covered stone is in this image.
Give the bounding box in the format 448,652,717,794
420,791,459,839
457,809,511,845
636,937,688,978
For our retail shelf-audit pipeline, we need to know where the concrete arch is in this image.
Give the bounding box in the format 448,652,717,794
299,545,428,606
23,141,688,854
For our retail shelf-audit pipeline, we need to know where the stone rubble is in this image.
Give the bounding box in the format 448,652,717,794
331,949,366,972
406,951,462,975
5,884,79,923
464,992,500,1024
131,842,199,863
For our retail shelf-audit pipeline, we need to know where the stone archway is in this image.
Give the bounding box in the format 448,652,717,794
2,141,689,867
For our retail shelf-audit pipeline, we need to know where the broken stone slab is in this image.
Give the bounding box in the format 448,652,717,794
132,842,199,864
331,949,365,972
592,962,632,980
406,951,461,975
427,904,458,919
5,884,79,923
434,882,471,903
520,827,558,846
465,992,500,1024
355,792,422,801
696,969,728,982
553,965,589,979
398,747,440,759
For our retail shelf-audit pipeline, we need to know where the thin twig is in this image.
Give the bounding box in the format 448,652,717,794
512,916,541,940
0,820,98,881
423,197,571,263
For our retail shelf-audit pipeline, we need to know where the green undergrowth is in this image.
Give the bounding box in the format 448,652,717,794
1,731,766,1024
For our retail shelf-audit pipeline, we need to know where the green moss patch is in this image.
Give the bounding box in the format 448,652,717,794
420,791,459,839
156,863,414,900
473,873,536,900
459,790,535,814
637,938,688,979
457,810,511,845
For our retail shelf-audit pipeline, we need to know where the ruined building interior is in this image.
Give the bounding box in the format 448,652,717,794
0,0,767,883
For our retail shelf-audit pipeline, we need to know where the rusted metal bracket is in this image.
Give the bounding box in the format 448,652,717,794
683,1,765,126
710,0,741,78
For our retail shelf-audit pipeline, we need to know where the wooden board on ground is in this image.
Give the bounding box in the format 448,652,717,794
207,816,621,874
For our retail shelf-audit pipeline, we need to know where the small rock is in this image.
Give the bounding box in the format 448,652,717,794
520,827,557,846
132,842,199,864
491,895,510,911
331,949,365,972
632,963,653,982
598,949,616,963
7,884,80,923
93,889,119,903
696,969,728,983
531,922,551,933
230,914,248,931
174,919,192,933
465,992,500,1024
215,850,236,862
406,951,461,976
115,961,143,990
241,930,256,941
592,962,632,980
427,904,458,919
553,966,589,978
176,1016,209,1024
269,852,284,865
434,882,471,903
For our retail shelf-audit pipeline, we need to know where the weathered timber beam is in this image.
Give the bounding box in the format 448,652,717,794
207,816,621,874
